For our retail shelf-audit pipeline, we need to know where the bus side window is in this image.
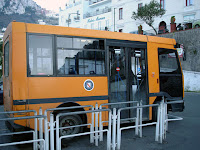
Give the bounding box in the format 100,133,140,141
4,42,9,77
28,35,53,76
57,37,105,76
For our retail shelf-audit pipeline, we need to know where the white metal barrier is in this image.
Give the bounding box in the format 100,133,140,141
44,105,94,150
0,98,183,150
55,108,112,150
161,100,184,142
0,109,46,150
99,101,139,142
115,103,161,150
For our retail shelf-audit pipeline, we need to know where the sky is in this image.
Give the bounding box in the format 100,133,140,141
33,0,68,12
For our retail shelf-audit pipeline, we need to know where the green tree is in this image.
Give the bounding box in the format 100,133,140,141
132,0,165,35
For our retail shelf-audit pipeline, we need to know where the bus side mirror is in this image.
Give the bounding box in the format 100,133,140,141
174,43,180,48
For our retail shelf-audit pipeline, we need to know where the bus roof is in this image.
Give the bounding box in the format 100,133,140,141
4,22,176,45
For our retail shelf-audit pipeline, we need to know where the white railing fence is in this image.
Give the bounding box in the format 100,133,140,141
0,97,183,150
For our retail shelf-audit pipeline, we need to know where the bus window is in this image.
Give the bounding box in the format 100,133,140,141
158,49,181,74
4,42,9,77
28,35,53,76
57,37,73,48
57,37,105,75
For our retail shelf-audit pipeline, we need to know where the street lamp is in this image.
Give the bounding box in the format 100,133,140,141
114,8,116,32
67,12,80,27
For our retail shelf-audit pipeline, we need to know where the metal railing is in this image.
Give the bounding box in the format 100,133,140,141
99,101,139,142
44,105,94,150
83,7,111,19
55,108,112,150
0,109,46,150
0,97,183,150
115,103,160,150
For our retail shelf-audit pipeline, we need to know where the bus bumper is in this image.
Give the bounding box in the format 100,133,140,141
6,120,27,132
170,101,185,112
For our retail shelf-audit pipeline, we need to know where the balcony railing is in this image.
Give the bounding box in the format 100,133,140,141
83,7,111,19
65,1,82,9
89,0,111,6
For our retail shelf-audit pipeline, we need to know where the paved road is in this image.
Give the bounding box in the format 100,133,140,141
0,92,200,150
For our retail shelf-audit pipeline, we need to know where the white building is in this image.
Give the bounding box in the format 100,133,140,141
59,0,200,34
59,0,112,30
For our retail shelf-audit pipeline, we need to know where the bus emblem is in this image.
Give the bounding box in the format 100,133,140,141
84,79,94,91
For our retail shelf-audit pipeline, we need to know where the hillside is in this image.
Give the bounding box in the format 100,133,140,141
0,0,58,29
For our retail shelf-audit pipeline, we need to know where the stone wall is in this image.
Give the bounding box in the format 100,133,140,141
158,28,200,72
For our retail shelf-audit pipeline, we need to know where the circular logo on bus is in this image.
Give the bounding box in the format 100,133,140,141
84,79,94,91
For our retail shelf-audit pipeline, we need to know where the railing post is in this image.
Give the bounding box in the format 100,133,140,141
44,111,49,150
112,108,117,150
34,111,38,150
159,97,164,143
56,115,60,150
155,105,160,142
116,109,121,150
107,111,112,150
135,102,139,136
99,105,103,141
165,102,168,130
50,114,54,150
95,103,99,146
39,107,43,149
139,101,143,138
162,97,165,141
90,106,94,143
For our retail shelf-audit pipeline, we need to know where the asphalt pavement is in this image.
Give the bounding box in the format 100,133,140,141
0,92,200,150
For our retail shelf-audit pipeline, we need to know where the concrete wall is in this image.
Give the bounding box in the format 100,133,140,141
158,28,200,72
183,70,200,92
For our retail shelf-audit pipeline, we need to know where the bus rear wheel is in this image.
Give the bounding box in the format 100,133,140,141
59,115,82,136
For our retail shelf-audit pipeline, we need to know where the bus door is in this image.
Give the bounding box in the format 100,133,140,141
158,48,184,111
129,48,148,120
108,46,148,119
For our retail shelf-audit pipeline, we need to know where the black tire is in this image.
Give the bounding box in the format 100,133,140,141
59,114,82,136
152,100,160,122
152,106,157,122
59,114,82,147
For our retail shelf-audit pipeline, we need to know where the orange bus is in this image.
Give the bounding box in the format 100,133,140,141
3,22,184,135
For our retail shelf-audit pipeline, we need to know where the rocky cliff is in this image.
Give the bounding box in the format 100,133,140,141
0,0,58,29
0,0,42,15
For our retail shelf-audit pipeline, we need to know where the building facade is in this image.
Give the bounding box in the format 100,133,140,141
59,0,112,30
59,0,200,34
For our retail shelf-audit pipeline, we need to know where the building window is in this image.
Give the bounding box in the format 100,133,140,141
138,3,143,8
56,37,105,75
183,14,195,22
186,0,193,6
4,42,9,77
106,20,109,28
28,35,53,76
91,23,94,29
119,8,123,20
119,29,123,32
98,21,101,30
160,0,164,9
